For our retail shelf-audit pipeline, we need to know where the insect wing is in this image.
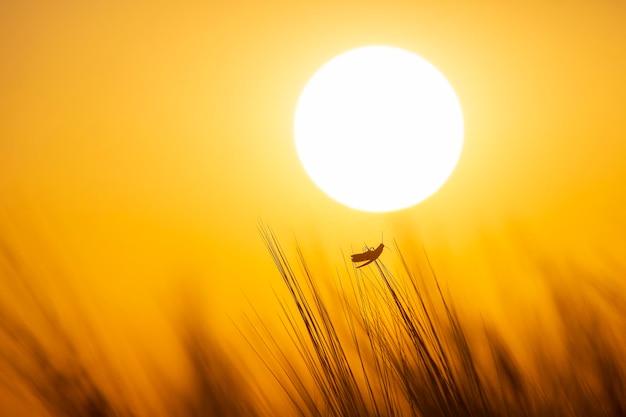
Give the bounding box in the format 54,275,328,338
351,252,371,262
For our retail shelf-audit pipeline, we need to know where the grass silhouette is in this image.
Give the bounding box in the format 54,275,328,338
257,226,626,417
1,227,625,416
257,226,491,416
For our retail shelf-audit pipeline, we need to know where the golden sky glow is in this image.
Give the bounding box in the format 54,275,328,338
1,0,625,310
1,2,626,412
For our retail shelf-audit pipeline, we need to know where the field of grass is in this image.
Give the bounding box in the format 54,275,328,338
1,226,625,416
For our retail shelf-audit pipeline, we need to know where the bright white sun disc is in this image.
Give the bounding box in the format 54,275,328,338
294,46,464,212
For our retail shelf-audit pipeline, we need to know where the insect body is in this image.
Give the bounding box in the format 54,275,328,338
351,243,384,268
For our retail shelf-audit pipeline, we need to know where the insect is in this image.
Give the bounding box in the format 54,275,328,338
351,243,384,268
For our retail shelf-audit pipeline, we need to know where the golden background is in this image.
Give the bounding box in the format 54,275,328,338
1,1,625,415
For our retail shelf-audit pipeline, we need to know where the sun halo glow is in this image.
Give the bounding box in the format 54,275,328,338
294,46,464,213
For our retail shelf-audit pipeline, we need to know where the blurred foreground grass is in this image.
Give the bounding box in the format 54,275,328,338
0,226,625,416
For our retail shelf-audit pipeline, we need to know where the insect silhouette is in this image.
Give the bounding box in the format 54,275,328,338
351,243,384,268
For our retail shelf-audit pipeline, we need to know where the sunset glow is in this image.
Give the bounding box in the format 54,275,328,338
1,2,626,416
294,46,464,212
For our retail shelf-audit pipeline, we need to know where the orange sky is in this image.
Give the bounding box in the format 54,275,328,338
1,0,626,368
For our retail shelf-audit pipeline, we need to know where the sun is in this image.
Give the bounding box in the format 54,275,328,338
294,46,464,212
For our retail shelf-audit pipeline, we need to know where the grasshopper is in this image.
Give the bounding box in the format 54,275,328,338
351,243,384,268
